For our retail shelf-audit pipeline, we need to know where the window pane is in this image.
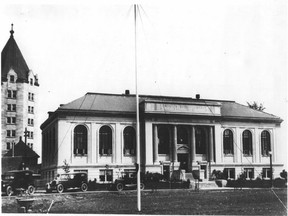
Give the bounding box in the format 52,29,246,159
243,130,252,155
74,125,87,155
196,127,206,154
224,129,233,155
99,126,112,155
124,126,136,155
158,126,170,154
261,131,271,156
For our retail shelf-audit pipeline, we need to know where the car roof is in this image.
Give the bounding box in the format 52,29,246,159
60,172,87,175
6,170,33,174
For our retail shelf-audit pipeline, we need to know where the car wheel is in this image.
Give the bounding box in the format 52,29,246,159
57,184,64,193
116,183,124,191
27,185,35,195
140,183,145,190
81,183,88,192
6,186,13,196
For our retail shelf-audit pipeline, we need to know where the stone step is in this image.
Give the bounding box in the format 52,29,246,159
185,173,195,181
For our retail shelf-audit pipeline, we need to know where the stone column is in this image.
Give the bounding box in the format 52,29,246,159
191,126,196,163
173,125,178,162
112,125,116,163
209,126,214,162
153,125,158,163
169,127,173,162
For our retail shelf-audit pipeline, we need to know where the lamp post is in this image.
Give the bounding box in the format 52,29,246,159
269,151,273,188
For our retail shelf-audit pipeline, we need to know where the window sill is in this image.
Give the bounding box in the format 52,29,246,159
224,154,234,157
74,154,87,157
124,154,136,157
100,154,112,157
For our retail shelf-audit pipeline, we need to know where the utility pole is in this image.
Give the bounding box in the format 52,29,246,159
134,4,141,212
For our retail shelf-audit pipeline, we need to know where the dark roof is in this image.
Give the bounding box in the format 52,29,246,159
4,138,39,158
1,28,30,82
41,92,282,129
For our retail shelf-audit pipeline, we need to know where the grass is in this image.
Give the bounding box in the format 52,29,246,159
2,188,287,215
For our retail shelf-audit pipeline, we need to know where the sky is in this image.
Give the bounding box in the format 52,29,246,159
1,0,287,168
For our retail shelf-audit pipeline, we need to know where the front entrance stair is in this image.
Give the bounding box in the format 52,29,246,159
185,172,219,189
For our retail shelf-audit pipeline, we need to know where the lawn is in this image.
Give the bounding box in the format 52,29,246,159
2,188,287,215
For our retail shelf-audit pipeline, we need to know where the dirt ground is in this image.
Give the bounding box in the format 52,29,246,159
1,188,287,215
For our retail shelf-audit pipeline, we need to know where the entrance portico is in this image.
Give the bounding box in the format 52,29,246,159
152,123,215,179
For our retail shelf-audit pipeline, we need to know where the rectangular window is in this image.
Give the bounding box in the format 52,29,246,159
99,170,113,182
28,118,34,126
7,90,17,99
7,143,11,150
262,168,272,179
31,132,34,139
7,130,16,138
7,117,16,124
28,106,34,114
30,78,33,85
244,168,254,179
224,168,235,179
7,104,17,112
28,93,34,101
10,75,15,83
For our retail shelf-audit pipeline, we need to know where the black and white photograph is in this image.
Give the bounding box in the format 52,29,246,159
1,0,287,214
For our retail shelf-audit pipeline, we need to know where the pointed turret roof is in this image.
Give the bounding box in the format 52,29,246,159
1,24,30,82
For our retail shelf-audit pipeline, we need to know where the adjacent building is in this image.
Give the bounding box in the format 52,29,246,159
1,25,39,158
40,91,283,182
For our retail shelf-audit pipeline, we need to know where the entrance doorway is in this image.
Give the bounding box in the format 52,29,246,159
178,154,188,172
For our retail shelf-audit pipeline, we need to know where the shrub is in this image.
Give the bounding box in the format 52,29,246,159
212,169,225,180
142,172,164,183
280,170,287,181
274,178,286,188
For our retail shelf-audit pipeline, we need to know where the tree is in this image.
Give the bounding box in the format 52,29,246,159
62,159,70,173
247,101,266,111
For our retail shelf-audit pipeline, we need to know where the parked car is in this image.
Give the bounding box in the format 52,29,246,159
114,171,145,191
46,172,88,193
1,170,36,196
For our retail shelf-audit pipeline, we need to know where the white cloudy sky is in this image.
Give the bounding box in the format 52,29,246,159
1,0,287,167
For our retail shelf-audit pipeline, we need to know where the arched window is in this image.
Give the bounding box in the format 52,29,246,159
223,129,234,155
177,126,188,144
242,130,252,156
74,125,87,155
124,126,136,155
261,130,271,156
158,126,170,154
195,127,206,154
99,126,112,155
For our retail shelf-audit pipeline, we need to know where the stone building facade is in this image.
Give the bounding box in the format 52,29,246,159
41,92,283,182
1,25,39,157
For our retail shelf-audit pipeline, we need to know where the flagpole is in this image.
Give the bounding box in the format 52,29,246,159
134,4,141,212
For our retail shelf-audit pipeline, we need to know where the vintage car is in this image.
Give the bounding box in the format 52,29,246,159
46,172,88,193
1,170,36,196
114,171,145,191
